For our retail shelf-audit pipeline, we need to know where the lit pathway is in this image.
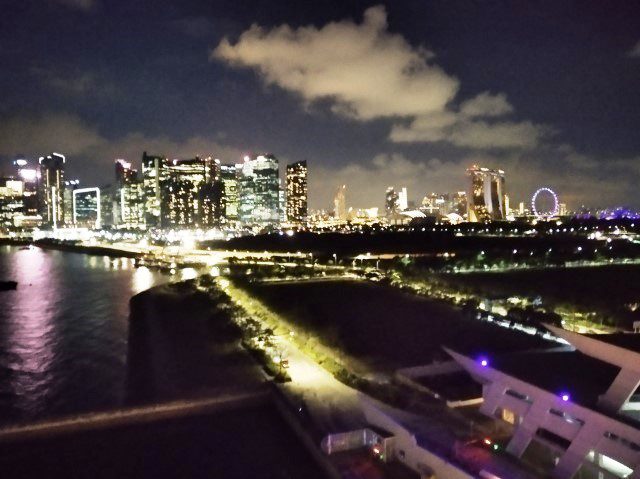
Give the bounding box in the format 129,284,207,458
216,277,366,435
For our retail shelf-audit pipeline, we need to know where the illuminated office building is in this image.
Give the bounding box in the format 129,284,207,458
334,185,347,221
466,166,506,222
285,160,307,224
449,191,467,216
398,187,408,211
220,163,240,221
199,180,225,227
141,152,168,228
161,178,194,228
238,155,280,227
63,179,80,224
14,159,38,216
0,178,24,228
115,159,144,229
160,158,202,229
385,187,400,217
73,187,101,229
38,152,66,227
160,156,218,229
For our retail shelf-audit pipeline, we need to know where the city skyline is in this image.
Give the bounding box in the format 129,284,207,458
2,1,640,210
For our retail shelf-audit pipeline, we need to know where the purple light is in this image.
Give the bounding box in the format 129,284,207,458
561,393,570,402
479,357,489,367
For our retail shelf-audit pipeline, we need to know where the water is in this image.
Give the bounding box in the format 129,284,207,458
0,245,169,425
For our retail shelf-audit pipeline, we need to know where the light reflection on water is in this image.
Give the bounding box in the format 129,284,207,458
132,266,156,294
0,246,168,425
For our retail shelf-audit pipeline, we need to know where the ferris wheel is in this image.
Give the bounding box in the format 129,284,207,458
531,187,559,218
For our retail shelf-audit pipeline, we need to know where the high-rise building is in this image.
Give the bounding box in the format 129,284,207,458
559,203,568,216
160,158,200,229
199,180,225,227
63,179,79,224
466,166,506,222
398,187,408,211
385,187,400,217
279,181,286,223
73,187,101,229
421,193,445,215
449,191,467,216
161,156,220,229
14,159,38,216
220,164,239,222
238,155,280,227
334,185,347,221
38,152,65,227
141,152,168,228
115,159,137,186
114,160,144,229
285,160,308,225
0,178,24,229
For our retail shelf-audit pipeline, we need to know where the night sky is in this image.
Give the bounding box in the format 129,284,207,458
1,0,640,210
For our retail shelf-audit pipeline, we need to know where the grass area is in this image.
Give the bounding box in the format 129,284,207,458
213,276,350,377
434,264,640,330
244,279,551,371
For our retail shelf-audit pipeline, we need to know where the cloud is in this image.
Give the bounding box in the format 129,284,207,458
0,113,244,185
31,67,116,98
0,113,104,156
447,120,546,149
459,92,513,118
52,0,97,11
212,5,459,120
627,40,640,58
213,6,548,151
390,91,548,149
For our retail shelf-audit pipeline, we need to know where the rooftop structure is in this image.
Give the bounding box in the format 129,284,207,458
448,326,640,478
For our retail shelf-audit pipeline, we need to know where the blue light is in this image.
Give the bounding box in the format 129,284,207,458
479,357,489,367
561,393,570,402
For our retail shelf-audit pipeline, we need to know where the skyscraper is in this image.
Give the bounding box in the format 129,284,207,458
14,159,38,216
38,152,65,227
219,163,240,222
466,166,506,222
199,180,225,227
385,187,399,217
0,178,24,228
115,159,144,229
285,160,308,225
238,155,280,227
160,157,205,228
398,187,408,211
141,152,168,228
73,187,101,229
334,185,347,221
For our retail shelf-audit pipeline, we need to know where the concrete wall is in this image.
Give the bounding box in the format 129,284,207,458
360,398,475,479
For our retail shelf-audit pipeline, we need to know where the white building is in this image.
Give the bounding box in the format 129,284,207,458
447,326,640,479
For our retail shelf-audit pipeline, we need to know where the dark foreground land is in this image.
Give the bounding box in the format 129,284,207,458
249,280,551,371
0,404,326,479
127,280,263,403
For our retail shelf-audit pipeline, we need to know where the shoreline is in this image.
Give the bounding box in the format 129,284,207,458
0,237,142,259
